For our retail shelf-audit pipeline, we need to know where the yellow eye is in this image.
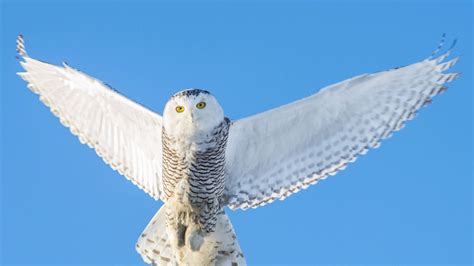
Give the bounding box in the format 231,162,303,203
175,106,185,113
196,102,206,109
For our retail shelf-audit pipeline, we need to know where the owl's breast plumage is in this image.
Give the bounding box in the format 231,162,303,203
161,118,230,232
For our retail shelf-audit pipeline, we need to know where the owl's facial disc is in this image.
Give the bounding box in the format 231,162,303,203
163,89,224,139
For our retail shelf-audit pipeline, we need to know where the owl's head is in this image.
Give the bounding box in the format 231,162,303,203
163,89,224,139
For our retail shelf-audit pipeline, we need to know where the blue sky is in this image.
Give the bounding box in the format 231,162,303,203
1,0,472,265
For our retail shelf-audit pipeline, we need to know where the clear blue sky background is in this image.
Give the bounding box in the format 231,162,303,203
1,0,472,265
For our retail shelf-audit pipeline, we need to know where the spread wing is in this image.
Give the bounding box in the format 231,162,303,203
17,35,165,201
224,43,460,210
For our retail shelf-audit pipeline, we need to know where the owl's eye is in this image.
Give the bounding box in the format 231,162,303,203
175,106,185,113
196,102,206,109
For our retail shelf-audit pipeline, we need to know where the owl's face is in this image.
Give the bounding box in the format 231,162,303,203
163,89,224,140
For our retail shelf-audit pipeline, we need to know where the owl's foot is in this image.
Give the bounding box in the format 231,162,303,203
188,229,204,251
177,223,187,247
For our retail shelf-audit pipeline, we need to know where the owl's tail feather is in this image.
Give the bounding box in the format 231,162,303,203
209,213,246,266
176,213,247,266
136,205,176,265
136,205,246,266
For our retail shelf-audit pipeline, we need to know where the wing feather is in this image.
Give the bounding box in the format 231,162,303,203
17,37,165,201
225,47,460,210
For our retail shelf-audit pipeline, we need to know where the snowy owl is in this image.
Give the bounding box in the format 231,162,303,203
16,34,460,265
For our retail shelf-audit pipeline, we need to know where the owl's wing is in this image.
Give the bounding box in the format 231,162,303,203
224,43,460,210
17,36,165,201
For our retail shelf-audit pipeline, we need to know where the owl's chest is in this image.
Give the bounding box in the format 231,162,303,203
161,129,228,202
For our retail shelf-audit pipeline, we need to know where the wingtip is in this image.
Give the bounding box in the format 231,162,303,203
428,34,460,63
429,33,447,59
16,34,29,59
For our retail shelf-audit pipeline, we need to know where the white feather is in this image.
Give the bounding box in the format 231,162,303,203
224,52,460,210
18,55,165,201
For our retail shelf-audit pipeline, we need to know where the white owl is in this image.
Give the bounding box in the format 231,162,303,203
16,35,460,266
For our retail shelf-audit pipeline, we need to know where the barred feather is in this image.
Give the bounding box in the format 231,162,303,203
162,119,230,232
